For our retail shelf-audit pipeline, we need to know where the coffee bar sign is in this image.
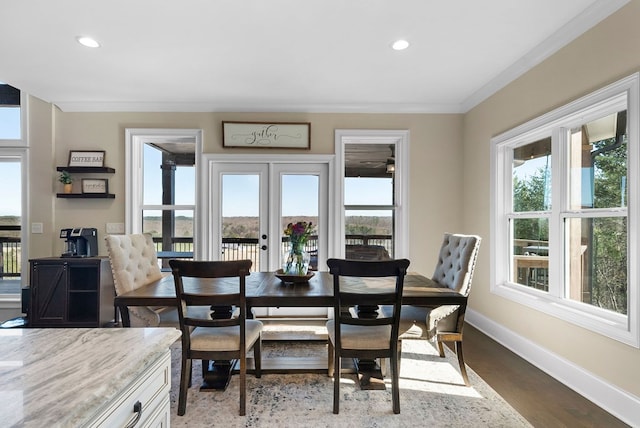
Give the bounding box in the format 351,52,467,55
68,150,105,167
223,122,310,149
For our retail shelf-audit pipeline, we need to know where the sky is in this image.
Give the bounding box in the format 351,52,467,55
0,104,22,216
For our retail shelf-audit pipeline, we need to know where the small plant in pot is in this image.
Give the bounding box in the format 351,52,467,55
58,170,73,193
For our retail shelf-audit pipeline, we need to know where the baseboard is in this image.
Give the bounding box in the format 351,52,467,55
466,308,640,427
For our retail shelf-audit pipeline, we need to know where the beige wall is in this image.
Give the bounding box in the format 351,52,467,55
28,109,462,276
463,1,640,397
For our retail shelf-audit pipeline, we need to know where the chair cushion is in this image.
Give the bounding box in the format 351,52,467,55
190,319,263,352
326,320,391,350
381,304,460,340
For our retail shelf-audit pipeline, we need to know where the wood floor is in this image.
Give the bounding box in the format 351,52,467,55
459,324,628,428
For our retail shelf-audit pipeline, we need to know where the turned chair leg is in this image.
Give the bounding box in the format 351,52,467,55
455,340,470,386
178,358,192,416
437,339,446,358
327,341,334,377
333,348,341,414
254,338,262,378
391,354,400,414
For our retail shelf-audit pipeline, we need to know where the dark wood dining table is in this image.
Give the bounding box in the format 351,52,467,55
114,270,467,390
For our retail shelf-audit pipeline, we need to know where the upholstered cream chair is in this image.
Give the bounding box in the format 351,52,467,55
105,233,179,327
391,233,481,386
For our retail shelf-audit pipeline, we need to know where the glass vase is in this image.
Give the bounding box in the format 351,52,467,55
283,243,310,275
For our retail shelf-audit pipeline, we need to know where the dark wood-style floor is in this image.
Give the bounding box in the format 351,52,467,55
459,324,628,428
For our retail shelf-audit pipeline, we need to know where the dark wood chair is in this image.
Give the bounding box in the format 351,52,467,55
326,257,410,414
169,259,262,416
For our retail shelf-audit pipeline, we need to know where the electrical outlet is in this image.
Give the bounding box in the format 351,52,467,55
106,223,125,234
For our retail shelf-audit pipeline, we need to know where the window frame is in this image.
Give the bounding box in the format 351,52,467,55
334,129,410,259
491,73,639,347
124,128,202,256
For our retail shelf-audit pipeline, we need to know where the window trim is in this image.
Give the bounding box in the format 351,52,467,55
124,128,202,254
491,73,639,347
334,129,410,259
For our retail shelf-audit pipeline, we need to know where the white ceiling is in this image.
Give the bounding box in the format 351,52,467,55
0,0,628,113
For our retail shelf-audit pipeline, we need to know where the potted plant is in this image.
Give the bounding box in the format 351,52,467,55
58,170,73,193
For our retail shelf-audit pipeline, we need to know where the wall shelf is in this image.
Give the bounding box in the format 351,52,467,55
56,166,115,173
56,165,116,198
57,193,115,199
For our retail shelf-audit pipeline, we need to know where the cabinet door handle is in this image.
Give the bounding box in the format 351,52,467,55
124,401,143,428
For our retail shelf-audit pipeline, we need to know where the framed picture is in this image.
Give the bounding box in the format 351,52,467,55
82,178,108,194
222,121,310,149
68,150,105,167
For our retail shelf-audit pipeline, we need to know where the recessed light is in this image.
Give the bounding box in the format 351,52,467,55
391,39,409,51
76,36,100,48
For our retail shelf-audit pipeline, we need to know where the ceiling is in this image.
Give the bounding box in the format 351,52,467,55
0,1,627,114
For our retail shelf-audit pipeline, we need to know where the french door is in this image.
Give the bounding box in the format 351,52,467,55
209,161,329,271
206,157,331,317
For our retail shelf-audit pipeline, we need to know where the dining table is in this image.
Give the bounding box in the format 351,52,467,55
113,270,468,390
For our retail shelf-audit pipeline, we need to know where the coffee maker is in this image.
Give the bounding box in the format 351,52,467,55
60,228,98,257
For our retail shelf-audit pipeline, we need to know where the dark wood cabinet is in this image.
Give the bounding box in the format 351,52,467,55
29,257,115,327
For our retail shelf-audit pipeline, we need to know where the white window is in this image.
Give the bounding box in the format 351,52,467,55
335,130,410,259
125,129,201,267
491,73,639,347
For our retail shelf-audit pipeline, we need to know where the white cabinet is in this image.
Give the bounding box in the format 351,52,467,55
88,351,171,428
0,328,180,427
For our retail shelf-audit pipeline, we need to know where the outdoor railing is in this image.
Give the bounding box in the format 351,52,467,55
0,232,21,279
0,233,394,278
152,234,393,272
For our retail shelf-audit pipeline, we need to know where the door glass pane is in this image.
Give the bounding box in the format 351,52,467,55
221,174,260,271
512,137,552,212
281,174,319,269
0,159,21,293
511,218,549,291
565,217,627,314
568,110,627,210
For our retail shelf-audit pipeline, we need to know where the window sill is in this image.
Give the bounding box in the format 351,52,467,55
491,281,637,348
0,295,21,309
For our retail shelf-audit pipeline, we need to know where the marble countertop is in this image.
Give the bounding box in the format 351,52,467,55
0,327,181,427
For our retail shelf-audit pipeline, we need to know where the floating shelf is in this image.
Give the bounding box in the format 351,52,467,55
56,193,115,199
56,166,115,173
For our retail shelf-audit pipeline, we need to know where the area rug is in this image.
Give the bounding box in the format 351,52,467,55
168,338,531,427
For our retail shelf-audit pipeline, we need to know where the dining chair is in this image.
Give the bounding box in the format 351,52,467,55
169,259,262,416
326,257,410,415
105,233,178,327
392,233,481,386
